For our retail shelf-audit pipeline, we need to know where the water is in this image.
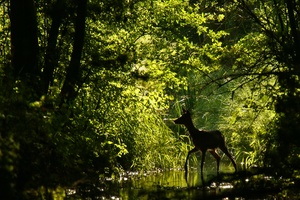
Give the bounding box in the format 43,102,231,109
63,160,300,199
117,169,235,200
65,163,241,200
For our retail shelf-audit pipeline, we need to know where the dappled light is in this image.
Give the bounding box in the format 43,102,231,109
1,0,300,199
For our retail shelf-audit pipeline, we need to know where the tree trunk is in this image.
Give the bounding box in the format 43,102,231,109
42,0,66,94
285,0,300,68
10,0,40,95
60,0,88,104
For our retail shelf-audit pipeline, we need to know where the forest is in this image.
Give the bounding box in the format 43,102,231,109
0,0,300,199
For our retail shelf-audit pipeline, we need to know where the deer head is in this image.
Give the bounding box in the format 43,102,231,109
174,109,191,124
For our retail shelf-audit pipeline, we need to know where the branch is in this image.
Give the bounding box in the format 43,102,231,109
238,0,282,45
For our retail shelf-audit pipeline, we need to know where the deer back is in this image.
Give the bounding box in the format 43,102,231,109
191,130,225,151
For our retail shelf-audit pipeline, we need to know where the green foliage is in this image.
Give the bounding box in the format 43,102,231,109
220,83,276,166
168,0,299,171
1,0,300,198
70,65,189,171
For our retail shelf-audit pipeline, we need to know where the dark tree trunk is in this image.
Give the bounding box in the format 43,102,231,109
9,0,40,192
42,0,66,94
60,0,88,104
10,0,40,94
285,0,300,69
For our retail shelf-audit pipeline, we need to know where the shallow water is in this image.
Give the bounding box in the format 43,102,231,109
64,158,300,199
117,169,235,200
66,162,243,200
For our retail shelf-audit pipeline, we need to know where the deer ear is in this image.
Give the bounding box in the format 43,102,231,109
182,108,186,113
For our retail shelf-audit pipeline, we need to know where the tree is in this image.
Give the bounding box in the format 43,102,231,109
234,0,300,169
60,0,88,104
10,0,40,97
4,0,300,197
42,0,66,94
168,0,300,170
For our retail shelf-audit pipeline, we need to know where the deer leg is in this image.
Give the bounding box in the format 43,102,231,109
200,150,207,178
184,147,198,180
220,146,237,172
209,150,221,175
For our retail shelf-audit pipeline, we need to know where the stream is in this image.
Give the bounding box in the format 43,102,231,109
63,162,300,199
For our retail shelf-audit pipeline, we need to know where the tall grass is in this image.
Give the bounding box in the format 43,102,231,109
170,72,277,169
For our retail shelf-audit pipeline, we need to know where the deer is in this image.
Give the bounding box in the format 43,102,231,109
174,109,237,180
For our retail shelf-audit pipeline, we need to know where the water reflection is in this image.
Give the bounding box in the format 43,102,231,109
66,160,300,200
66,164,238,199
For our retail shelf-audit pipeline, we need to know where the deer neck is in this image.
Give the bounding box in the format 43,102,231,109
183,120,198,136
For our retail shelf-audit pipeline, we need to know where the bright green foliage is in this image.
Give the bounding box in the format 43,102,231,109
70,67,188,171
76,0,234,171
1,0,300,197
170,0,299,171
220,83,276,166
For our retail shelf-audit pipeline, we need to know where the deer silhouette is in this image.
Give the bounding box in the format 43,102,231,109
174,109,237,180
